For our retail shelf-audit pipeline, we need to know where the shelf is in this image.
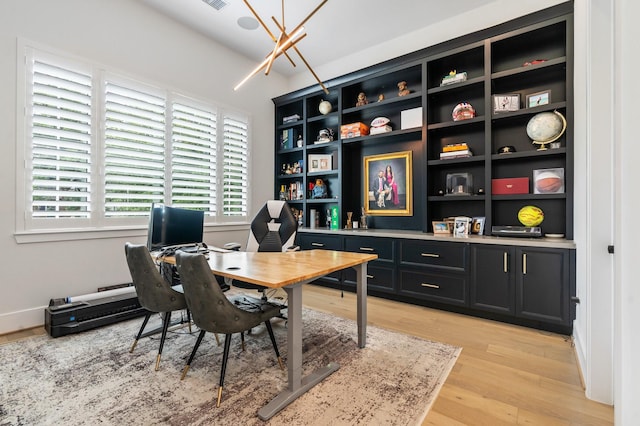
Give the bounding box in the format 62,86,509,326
492,193,566,201
277,173,304,179
428,195,486,202
306,141,340,151
341,127,422,145
308,170,339,177
428,116,485,130
491,102,567,121
307,198,340,204
307,111,339,122
428,155,486,166
277,120,303,130
427,76,485,94
491,56,566,80
277,146,304,154
342,92,422,114
491,148,566,161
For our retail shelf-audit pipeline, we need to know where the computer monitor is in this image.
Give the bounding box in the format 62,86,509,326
146,204,204,251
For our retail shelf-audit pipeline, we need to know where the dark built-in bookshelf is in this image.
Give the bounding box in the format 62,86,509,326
272,3,576,333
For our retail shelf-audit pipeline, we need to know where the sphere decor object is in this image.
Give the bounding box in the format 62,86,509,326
319,100,332,115
452,102,476,121
518,205,544,227
534,171,563,193
526,110,567,150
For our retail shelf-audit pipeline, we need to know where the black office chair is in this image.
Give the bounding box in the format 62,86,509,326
175,251,284,407
124,242,189,371
219,200,298,302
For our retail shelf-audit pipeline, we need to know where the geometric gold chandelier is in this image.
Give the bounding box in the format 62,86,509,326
234,0,329,94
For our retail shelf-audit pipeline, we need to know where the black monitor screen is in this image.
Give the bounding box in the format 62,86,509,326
147,204,204,251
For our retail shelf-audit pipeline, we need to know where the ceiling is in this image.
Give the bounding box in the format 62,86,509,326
141,0,500,77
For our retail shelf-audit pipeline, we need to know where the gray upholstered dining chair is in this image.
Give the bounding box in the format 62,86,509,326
124,242,189,371
175,251,284,407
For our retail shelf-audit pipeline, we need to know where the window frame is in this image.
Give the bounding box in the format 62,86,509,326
15,41,251,242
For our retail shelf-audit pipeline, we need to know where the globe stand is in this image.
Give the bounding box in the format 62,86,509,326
533,141,550,151
526,110,567,152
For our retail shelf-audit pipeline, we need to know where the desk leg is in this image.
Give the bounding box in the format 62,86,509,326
354,263,368,348
257,282,340,420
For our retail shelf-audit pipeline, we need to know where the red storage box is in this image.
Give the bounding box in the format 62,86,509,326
491,177,529,195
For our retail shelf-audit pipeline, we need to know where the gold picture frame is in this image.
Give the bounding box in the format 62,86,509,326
364,151,412,216
432,221,451,235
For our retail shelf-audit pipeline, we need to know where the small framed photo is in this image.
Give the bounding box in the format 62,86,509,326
453,216,471,238
471,217,486,235
533,168,564,194
493,94,520,113
432,221,451,235
526,90,551,108
308,154,332,172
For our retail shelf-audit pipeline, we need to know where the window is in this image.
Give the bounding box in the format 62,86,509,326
19,47,250,233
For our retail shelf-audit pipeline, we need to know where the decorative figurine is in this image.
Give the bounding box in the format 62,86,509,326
360,206,368,229
346,212,353,229
326,209,331,228
378,94,385,102
356,92,368,106
316,128,334,143
311,178,328,199
397,81,410,96
296,135,303,147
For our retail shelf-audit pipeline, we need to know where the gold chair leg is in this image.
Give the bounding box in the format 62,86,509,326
216,387,223,408
214,333,220,346
277,356,285,370
180,365,190,380
155,354,161,371
130,340,138,353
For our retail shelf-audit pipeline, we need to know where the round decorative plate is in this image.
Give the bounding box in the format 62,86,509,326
545,233,565,238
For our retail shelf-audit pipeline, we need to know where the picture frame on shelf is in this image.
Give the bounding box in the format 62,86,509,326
364,151,413,216
432,221,451,235
471,217,486,235
308,154,332,172
526,90,551,108
453,216,471,238
493,94,520,113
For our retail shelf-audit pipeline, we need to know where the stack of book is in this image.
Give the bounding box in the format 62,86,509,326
440,143,473,159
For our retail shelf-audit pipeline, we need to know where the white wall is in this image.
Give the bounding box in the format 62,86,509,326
0,0,288,334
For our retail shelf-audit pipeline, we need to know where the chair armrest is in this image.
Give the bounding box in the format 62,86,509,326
223,242,242,251
285,245,300,252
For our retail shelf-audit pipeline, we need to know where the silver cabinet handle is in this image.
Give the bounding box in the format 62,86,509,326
421,253,440,258
360,247,375,252
366,274,374,279
503,252,508,273
311,242,325,247
523,253,527,275
421,283,440,289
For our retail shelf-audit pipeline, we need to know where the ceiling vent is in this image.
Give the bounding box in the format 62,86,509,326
202,0,228,11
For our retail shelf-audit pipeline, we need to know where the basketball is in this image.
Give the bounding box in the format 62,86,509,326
518,205,544,227
535,171,563,193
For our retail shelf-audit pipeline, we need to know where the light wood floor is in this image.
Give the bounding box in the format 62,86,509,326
1,284,613,425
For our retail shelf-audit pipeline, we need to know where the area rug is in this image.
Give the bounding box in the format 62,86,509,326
0,308,460,426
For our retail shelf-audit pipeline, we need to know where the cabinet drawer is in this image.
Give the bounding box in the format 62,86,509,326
297,233,343,251
344,263,394,291
399,270,467,305
400,240,467,269
344,236,393,261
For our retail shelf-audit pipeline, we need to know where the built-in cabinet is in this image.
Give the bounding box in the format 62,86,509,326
277,4,576,334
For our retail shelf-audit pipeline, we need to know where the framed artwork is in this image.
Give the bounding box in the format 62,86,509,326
526,90,551,108
471,217,485,235
453,216,471,238
432,221,451,235
308,154,332,172
493,94,520,113
364,151,412,216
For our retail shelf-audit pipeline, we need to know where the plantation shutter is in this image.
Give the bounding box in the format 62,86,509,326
104,81,166,217
171,103,217,214
222,115,249,217
30,60,92,219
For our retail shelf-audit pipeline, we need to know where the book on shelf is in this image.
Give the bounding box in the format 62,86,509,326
281,128,294,149
442,143,469,152
440,149,473,159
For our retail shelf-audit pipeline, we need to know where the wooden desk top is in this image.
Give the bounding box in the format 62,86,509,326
160,249,377,288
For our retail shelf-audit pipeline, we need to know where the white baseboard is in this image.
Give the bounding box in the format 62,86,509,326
0,307,45,335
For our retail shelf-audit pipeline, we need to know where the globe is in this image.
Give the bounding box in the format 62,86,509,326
526,110,566,150
319,100,332,115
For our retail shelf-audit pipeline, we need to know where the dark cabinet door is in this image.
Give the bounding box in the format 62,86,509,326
516,247,570,325
470,245,516,315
